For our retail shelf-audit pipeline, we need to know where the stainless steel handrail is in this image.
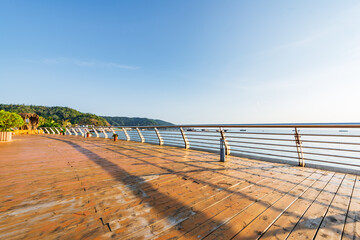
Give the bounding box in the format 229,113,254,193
41,123,360,173
112,123,360,128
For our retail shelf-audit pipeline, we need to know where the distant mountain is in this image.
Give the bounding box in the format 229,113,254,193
101,116,174,126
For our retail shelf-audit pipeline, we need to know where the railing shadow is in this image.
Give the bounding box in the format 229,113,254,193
43,135,355,239
114,140,355,204
102,139,359,240
44,136,242,238
85,139,349,204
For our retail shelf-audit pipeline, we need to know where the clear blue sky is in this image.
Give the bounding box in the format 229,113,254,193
1,1,360,124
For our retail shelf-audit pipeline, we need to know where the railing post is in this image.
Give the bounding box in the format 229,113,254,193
78,128,84,137
50,128,55,134
54,128,60,134
180,127,189,149
92,128,99,137
154,128,163,145
71,128,77,136
219,128,230,155
294,127,305,167
110,127,116,135
220,138,226,162
123,128,130,141
66,128,72,135
44,128,50,134
136,128,145,143
101,128,108,138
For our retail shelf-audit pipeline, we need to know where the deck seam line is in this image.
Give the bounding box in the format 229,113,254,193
175,168,315,240
24,135,354,239
340,175,357,240
118,167,279,239
254,170,325,240
107,146,305,238
272,171,336,240
83,136,319,239
312,174,346,239
219,170,321,240
52,139,113,233
282,172,337,240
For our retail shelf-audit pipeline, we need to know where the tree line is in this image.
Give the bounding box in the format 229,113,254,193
0,104,174,127
0,104,109,127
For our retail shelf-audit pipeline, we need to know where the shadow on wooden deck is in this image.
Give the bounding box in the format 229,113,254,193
42,135,358,239
46,136,244,239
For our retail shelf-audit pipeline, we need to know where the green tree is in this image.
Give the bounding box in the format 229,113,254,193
38,116,46,126
0,110,25,132
39,117,61,128
0,104,110,126
61,119,71,128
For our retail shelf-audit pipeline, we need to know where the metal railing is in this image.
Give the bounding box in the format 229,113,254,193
40,123,360,174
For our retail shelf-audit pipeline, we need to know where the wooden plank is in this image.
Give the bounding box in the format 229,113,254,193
2,135,359,240
99,157,271,225
286,173,345,239
203,171,324,240
259,171,335,240
141,167,310,240
82,137,286,235
117,164,301,239
342,176,360,240
315,174,356,239
174,168,315,240
226,172,324,239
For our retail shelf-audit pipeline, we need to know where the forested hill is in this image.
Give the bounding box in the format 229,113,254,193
101,116,174,126
0,104,109,126
0,104,174,127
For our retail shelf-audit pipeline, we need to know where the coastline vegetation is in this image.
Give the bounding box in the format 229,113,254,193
0,104,109,127
0,110,25,132
0,104,173,127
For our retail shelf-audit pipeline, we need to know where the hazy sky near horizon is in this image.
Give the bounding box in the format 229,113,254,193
1,1,360,124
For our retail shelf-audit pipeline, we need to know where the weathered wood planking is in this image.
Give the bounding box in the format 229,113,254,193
0,135,358,240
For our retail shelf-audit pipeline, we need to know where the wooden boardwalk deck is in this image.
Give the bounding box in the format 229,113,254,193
0,135,359,240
